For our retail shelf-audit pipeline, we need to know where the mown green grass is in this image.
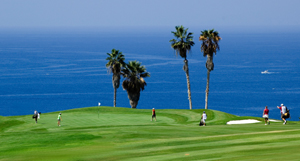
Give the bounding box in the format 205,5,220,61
0,106,299,161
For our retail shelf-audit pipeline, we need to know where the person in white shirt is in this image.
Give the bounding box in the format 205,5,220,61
277,103,287,124
33,110,38,123
201,111,207,126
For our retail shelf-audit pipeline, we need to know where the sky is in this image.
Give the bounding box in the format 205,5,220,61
0,0,300,32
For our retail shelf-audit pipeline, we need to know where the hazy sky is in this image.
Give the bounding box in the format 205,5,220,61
1,0,299,31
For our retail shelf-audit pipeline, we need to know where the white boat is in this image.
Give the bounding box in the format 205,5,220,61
261,70,271,74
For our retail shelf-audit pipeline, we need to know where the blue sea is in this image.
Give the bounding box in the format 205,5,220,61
1,28,299,121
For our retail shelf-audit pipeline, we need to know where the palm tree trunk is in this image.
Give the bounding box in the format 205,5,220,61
127,92,140,108
183,59,192,110
114,87,116,107
205,69,210,109
112,74,120,107
205,55,214,109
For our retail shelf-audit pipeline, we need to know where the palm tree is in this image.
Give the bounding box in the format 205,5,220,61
106,49,125,107
199,29,221,109
170,25,195,110
122,61,150,108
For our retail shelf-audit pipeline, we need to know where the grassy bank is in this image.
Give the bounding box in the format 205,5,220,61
1,106,299,161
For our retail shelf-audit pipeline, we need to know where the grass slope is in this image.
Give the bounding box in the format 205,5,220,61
0,106,299,161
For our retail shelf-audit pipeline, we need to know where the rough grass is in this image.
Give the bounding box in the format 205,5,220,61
0,106,299,161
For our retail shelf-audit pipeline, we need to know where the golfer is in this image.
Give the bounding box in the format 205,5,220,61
201,111,207,126
151,108,156,121
33,110,38,123
57,113,62,126
262,106,270,125
277,104,287,124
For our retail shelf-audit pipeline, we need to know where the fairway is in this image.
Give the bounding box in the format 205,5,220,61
1,106,300,161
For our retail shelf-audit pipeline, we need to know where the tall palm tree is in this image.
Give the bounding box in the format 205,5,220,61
199,29,221,109
122,61,150,108
106,49,125,107
170,25,195,110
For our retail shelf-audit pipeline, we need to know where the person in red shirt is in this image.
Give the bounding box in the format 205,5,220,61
262,106,270,125
151,108,156,121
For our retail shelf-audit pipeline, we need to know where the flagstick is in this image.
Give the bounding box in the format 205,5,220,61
98,102,101,118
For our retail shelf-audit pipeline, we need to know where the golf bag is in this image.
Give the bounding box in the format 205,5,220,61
199,119,204,126
283,109,290,119
32,114,37,119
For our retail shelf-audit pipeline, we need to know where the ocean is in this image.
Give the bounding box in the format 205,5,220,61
0,28,299,121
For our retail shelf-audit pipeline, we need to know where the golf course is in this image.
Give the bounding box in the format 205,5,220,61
1,106,300,161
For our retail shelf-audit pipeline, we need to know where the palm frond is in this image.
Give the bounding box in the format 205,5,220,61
106,49,125,74
170,25,194,59
121,60,150,93
199,29,221,57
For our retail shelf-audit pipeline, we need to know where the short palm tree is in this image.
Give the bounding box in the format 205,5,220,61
106,49,125,107
170,25,195,110
199,29,221,109
122,61,150,108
